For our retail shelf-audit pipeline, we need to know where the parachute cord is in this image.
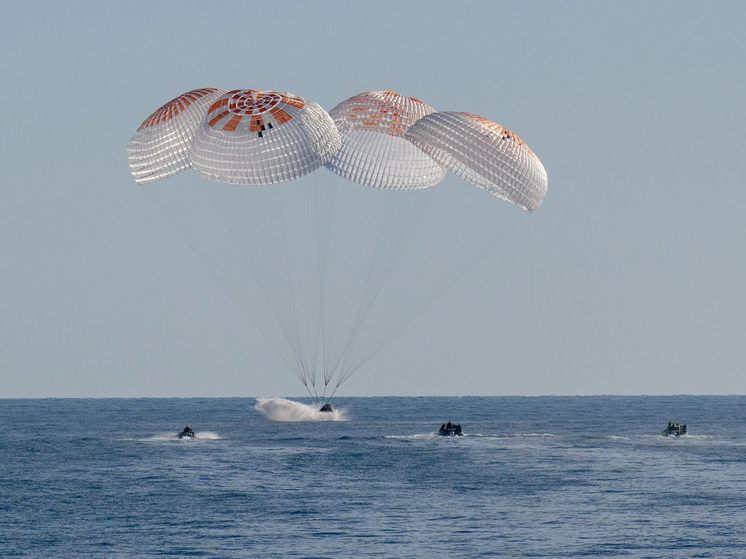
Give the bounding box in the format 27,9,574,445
276,188,311,384
204,184,310,379
297,368,310,393
145,185,307,383
330,187,436,386
302,381,319,407
314,174,336,394
322,384,340,407
336,210,529,387
322,184,404,383
298,369,319,406
304,362,315,395
324,191,396,379
311,379,321,407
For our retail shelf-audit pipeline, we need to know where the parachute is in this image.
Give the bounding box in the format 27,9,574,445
189,90,340,185
325,91,446,190
128,89,547,405
405,111,547,211
128,88,225,184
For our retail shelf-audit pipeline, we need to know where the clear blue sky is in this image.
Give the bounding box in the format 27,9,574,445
1,1,744,397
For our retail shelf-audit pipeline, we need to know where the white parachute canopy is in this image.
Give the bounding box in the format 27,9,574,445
406,111,547,211
190,90,340,185
128,89,547,404
127,88,225,184
325,91,446,190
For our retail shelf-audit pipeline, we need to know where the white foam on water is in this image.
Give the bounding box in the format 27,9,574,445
127,433,178,442
123,432,221,441
254,397,345,422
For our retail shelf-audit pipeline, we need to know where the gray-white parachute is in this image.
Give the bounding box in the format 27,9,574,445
127,88,547,206
128,88,225,184
324,91,446,190
128,88,547,405
405,111,547,211
129,89,340,186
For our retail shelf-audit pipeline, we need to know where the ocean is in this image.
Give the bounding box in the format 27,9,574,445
2,396,745,558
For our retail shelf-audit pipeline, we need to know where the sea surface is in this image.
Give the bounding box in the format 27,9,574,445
2,396,745,558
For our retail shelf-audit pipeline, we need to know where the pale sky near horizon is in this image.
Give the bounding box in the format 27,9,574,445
1,1,744,398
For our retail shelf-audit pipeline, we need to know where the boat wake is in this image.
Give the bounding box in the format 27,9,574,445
191,431,220,440
255,398,345,422
123,432,222,442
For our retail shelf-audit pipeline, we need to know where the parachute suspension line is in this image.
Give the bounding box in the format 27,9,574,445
299,374,320,407
352,189,435,341
336,184,530,387
331,182,449,387
321,383,340,408
206,183,310,386
274,185,312,385
313,173,336,390
324,190,395,381
271,185,314,389
317,178,384,387
307,376,320,407
214,185,306,380
329,186,437,388
144,183,306,383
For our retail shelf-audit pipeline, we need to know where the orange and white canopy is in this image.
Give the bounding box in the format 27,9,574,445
127,88,224,185
405,112,547,211
128,89,547,211
325,91,446,190
189,90,340,185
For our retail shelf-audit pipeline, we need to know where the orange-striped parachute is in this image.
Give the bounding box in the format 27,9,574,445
405,111,547,211
128,88,225,184
325,91,446,190
128,89,547,406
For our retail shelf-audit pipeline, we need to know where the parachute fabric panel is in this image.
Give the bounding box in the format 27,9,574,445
127,88,225,185
405,112,547,211
325,91,446,190
190,90,341,185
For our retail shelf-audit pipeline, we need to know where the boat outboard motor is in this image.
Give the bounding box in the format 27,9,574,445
319,403,334,413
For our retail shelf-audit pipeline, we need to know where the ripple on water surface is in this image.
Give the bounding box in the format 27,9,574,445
1,396,745,558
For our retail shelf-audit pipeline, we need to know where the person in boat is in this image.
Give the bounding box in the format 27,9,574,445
440,423,446,432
